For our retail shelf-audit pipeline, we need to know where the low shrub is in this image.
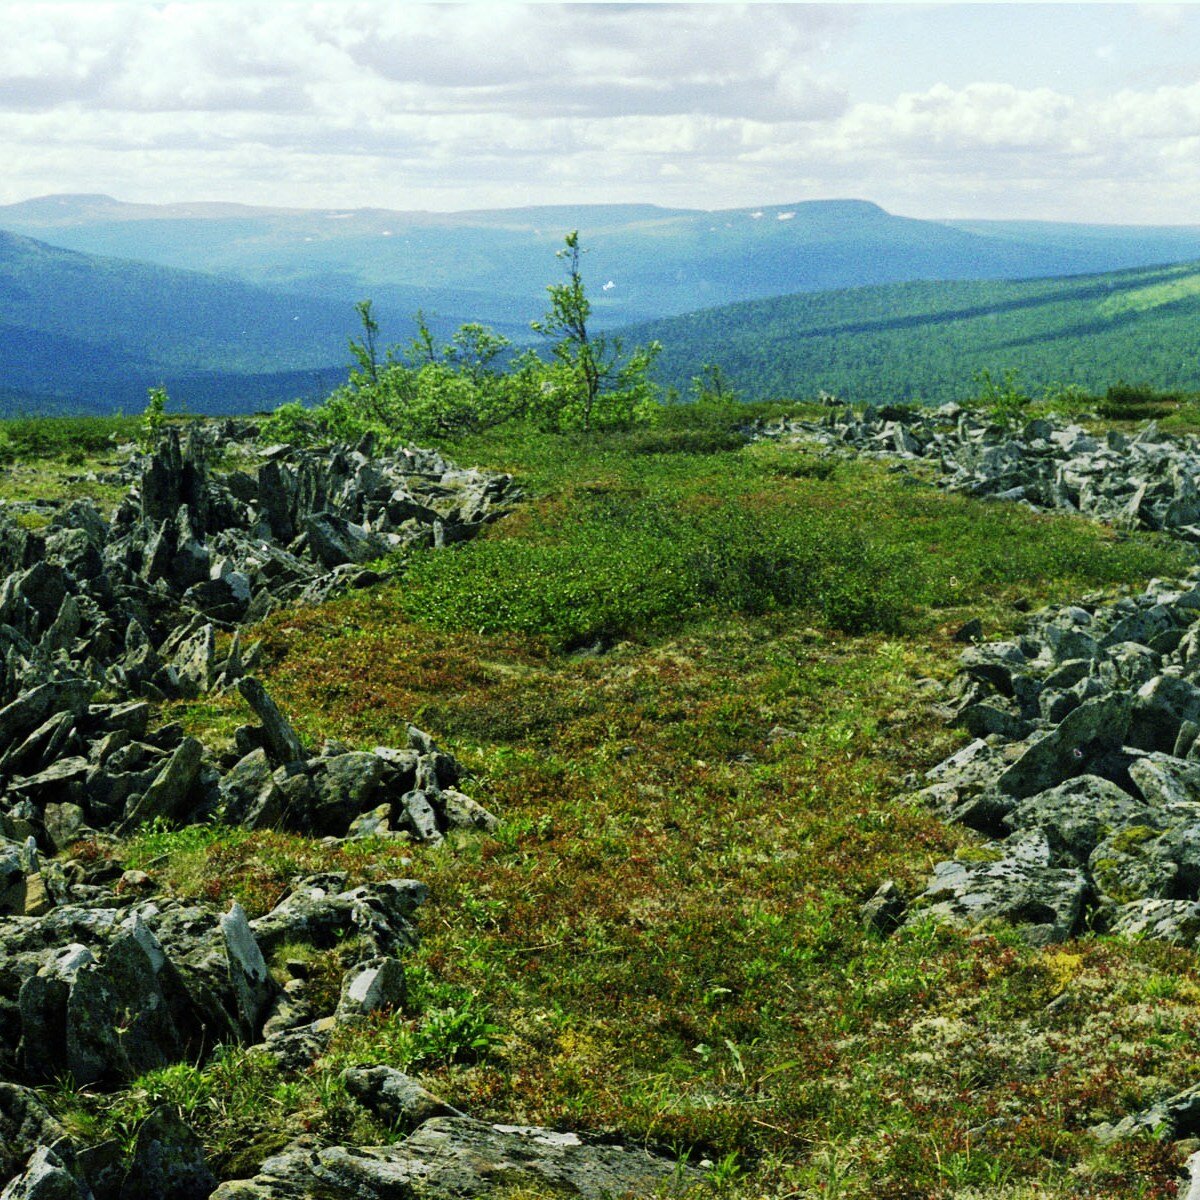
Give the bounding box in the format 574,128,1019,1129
1098,380,1181,420
400,493,914,648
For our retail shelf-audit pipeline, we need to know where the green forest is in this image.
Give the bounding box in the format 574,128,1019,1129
631,259,1200,405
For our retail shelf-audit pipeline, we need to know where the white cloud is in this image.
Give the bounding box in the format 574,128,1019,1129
839,83,1077,153
0,3,1195,222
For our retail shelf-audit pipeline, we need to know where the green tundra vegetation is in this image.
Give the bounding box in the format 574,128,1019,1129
9,383,1200,1197
630,260,1200,407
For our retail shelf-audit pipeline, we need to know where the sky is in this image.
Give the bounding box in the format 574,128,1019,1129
1,2,1199,223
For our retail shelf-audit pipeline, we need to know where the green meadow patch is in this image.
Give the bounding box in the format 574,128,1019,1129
395,429,1189,649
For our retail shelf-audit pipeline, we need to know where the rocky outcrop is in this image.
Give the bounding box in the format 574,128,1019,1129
0,424,706,1200
898,568,1200,947
0,426,519,707
752,405,1200,543
210,1118,699,1200
0,427,508,873
0,870,425,1087
0,866,426,1197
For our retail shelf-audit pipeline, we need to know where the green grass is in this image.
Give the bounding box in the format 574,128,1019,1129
0,414,142,517
0,414,142,461
74,416,1200,1198
395,425,1189,649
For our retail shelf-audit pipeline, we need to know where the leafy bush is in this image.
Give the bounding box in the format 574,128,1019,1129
1098,380,1181,420
259,401,322,447
140,386,169,448
967,367,1032,429
263,234,662,447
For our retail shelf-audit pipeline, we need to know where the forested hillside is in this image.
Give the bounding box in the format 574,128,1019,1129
0,229,351,413
632,260,1200,404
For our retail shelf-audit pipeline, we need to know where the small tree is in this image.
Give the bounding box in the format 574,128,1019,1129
350,299,380,384
970,367,1032,430
532,230,660,432
140,386,169,448
690,362,739,408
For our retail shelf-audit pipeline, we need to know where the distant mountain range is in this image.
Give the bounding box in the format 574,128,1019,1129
631,259,1200,405
4,194,1200,414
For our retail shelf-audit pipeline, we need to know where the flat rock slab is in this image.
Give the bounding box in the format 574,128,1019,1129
211,1118,701,1199
909,854,1087,945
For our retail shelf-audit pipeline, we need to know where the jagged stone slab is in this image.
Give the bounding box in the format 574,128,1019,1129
210,1118,700,1199
236,678,304,767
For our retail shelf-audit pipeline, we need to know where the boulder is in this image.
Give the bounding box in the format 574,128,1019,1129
304,513,387,571
1004,776,1156,864
220,902,274,1040
306,752,385,836
119,1106,215,1200
0,1146,86,1200
209,1118,701,1199
64,932,185,1086
336,957,406,1020
909,850,1087,944
117,737,205,834
0,1086,76,1186
996,694,1131,798
342,1066,464,1132
1109,899,1200,947
1128,675,1200,753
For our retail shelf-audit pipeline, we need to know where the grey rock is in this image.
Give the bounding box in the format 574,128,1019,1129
1129,675,1200,752
172,624,216,697
336,956,406,1020
237,678,305,766
1089,827,1178,904
250,876,427,958
440,789,499,833
0,682,92,757
210,1117,700,1199
860,879,905,934
997,694,1131,798
399,790,442,843
909,852,1087,944
342,1065,464,1132
1004,775,1156,864
1092,1081,1200,1143
218,749,273,824
65,932,184,1086
119,1106,215,1200
1109,899,1200,947
304,512,387,571
117,737,205,834
0,1147,87,1200
1128,753,1200,816
306,752,384,836
220,901,274,1039
0,1085,76,1185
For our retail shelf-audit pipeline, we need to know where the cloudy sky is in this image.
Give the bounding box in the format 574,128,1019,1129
1,2,1199,223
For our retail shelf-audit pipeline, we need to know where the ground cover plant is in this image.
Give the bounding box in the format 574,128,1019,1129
30,405,1200,1199
0,412,143,521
